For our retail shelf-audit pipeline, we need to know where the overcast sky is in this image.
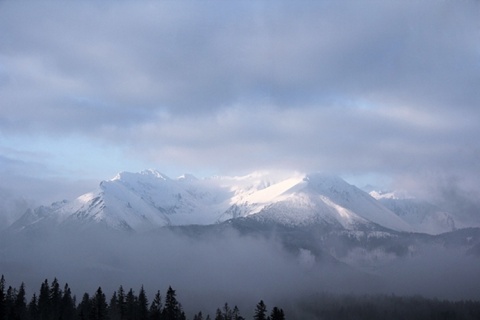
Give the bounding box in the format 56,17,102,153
1,1,480,212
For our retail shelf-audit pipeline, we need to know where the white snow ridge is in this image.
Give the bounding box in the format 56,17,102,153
8,170,471,234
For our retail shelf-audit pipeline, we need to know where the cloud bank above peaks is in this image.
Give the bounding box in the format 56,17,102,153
0,1,479,203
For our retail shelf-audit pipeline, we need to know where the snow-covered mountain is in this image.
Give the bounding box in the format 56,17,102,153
220,173,412,232
3,170,480,302
7,169,471,234
11,169,230,232
369,190,467,234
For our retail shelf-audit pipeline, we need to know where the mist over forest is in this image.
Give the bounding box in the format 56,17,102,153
3,273,480,320
1,223,480,319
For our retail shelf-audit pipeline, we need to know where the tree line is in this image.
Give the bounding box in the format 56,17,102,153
4,274,480,320
297,292,480,320
0,275,285,320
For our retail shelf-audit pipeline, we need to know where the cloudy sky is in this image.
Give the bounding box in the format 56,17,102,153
1,1,479,214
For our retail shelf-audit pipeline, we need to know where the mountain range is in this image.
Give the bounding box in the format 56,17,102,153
2,169,480,302
8,169,473,235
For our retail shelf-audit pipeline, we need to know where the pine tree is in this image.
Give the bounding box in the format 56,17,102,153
78,293,91,320
138,286,149,320
50,278,62,320
109,291,120,320
162,286,182,320
14,282,27,319
270,307,285,320
125,288,137,320
253,300,267,320
38,279,51,320
232,306,244,320
223,303,233,320
193,311,203,320
28,293,39,320
149,290,162,320
5,285,17,319
60,283,76,320
117,286,127,320
214,308,222,320
90,287,108,320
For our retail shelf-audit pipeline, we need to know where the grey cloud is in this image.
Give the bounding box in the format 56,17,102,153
112,103,479,178
0,0,479,206
1,1,478,125
0,153,51,178
0,187,32,230
0,153,96,223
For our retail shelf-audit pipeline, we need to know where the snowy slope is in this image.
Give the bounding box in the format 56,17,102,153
9,169,460,233
369,190,466,235
64,169,246,230
385,199,461,234
304,174,413,231
10,170,231,232
221,173,413,232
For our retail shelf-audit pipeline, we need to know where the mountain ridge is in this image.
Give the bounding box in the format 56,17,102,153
7,169,474,235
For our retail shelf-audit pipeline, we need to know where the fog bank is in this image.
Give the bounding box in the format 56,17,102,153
1,226,479,317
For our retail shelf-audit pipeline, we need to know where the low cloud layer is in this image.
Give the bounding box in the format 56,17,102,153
1,226,479,318
1,1,479,218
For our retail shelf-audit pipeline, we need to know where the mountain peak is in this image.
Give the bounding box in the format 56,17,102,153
140,169,170,180
111,169,171,182
177,173,198,182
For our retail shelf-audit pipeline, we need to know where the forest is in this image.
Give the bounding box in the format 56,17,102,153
0,275,282,320
1,275,480,320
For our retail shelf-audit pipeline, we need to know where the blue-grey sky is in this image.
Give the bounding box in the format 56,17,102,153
1,1,480,215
